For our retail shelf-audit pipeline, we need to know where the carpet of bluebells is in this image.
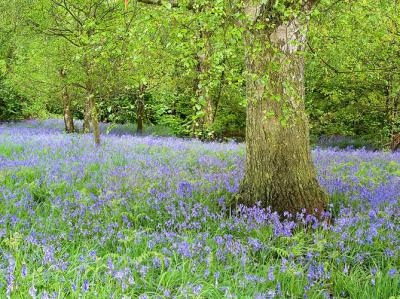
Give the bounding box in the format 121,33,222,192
0,120,399,299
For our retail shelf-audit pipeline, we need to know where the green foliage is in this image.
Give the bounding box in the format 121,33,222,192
0,0,398,146
306,0,400,149
0,80,25,120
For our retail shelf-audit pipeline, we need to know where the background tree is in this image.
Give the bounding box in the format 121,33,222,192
306,0,400,150
25,0,139,144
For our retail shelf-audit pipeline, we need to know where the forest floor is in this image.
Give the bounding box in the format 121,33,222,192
0,120,399,298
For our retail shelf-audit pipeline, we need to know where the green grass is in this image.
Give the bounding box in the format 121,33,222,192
0,128,399,298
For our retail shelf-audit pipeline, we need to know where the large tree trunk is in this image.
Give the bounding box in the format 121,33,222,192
239,6,327,215
59,69,75,133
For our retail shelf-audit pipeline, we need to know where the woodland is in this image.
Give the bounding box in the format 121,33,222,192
0,0,399,298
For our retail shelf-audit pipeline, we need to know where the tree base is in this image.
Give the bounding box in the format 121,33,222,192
238,179,328,218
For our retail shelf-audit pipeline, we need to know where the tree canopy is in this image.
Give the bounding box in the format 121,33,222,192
0,0,398,149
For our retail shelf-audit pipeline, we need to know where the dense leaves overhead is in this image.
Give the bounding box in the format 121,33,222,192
0,0,398,143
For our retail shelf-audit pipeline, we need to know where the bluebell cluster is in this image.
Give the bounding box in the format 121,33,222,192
0,120,399,298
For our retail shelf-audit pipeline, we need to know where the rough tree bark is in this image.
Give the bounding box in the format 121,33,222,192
129,0,327,214
59,68,75,133
239,2,328,215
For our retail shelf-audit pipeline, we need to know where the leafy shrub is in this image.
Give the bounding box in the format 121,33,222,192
0,80,25,121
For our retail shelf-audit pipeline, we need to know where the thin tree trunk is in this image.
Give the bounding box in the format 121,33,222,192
212,66,226,124
90,96,101,146
386,76,400,151
136,84,145,135
204,94,213,128
239,5,327,215
63,87,75,133
59,69,75,133
191,58,201,136
83,101,92,133
195,29,214,134
85,86,100,146
391,93,399,152
83,53,100,146
5,46,14,74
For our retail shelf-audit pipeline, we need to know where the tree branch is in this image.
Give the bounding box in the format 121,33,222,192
307,40,399,75
50,0,84,27
135,0,193,10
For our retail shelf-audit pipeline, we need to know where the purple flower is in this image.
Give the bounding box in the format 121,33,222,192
152,257,161,269
6,257,15,297
163,289,171,297
42,245,55,265
255,293,267,299
29,285,36,298
177,181,192,198
41,291,50,299
214,271,220,286
2,120,400,299
21,264,27,278
82,280,89,292
268,266,275,281
343,264,349,274
193,284,202,295
107,257,114,273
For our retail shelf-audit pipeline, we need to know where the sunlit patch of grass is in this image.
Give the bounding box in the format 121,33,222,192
0,143,25,158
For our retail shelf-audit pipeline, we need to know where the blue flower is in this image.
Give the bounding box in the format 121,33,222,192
388,268,397,278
